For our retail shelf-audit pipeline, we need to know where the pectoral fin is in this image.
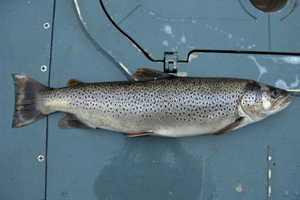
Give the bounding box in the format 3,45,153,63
212,117,244,135
132,68,174,81
58,113,93,129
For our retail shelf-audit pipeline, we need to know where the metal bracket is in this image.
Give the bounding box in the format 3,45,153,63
164,52,178,73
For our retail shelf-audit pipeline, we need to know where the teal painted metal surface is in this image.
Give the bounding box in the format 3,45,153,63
1,0,300,199
0,0,54,199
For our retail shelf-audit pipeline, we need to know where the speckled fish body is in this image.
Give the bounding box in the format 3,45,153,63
12,68,291,137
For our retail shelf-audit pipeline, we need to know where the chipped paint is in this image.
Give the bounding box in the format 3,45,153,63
177,72,187,77
162,40,169,47
163,25,174,37
188,54,198,61
281,56,300,65
248,56,268,81
187,45,195,49
235,184,243,193
162,149,178,168
275,75,299,89
268,156,272,161
180,34,186,44
284,191,289,197
204,25,256,50
267,56,300,65
267,153,272,199
247,44,256,49
132,44,142,52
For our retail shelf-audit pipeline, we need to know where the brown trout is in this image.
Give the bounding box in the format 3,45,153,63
12,68,291,137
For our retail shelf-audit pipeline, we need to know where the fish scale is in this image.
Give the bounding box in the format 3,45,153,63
12,68,291,137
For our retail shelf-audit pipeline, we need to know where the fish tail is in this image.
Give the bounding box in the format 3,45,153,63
12,74,49,128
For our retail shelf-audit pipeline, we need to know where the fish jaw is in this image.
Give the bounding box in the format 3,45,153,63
271,96,291,111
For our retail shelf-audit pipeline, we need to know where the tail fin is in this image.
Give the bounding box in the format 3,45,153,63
12,74,48,128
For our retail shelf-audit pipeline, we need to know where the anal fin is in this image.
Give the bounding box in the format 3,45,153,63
212,117,244,135
126,130,154,137
67,79,83,87
58,113,93,129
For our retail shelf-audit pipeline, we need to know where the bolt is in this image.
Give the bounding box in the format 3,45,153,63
41,65,47,72
43,22,50,29
38,155,44,162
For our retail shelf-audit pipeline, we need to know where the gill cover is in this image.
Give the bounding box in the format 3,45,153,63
241,82,265,121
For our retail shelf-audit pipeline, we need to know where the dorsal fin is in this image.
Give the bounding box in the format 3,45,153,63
131,68,174,81
67,79,83,87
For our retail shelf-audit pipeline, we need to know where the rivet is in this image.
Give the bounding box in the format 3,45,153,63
38,155,44,162
43,22,50,29
41,65,47,72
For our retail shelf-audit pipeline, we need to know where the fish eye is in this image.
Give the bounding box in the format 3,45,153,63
271,90,279,98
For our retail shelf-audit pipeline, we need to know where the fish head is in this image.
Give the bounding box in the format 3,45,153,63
241,82,291,121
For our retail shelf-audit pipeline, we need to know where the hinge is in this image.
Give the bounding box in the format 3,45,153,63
164,52,178,73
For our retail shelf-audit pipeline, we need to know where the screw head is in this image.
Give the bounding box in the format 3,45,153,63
41,65,47,72
38,155,44,162
43,22,50,29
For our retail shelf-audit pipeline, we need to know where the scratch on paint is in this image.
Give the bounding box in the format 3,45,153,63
65,168,73,200
200,156,205,200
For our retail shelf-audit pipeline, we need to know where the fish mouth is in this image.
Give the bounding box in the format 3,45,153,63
272,96,291,110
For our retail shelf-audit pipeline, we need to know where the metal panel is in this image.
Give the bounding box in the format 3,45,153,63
2,0,300,199
0,0,54,199
103,0,300,61
45,1,128,199
47,1,300,199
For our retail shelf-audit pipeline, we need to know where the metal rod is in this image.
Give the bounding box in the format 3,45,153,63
287,89,300,92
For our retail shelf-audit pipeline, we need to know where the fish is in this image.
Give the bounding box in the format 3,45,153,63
12,68,291,137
